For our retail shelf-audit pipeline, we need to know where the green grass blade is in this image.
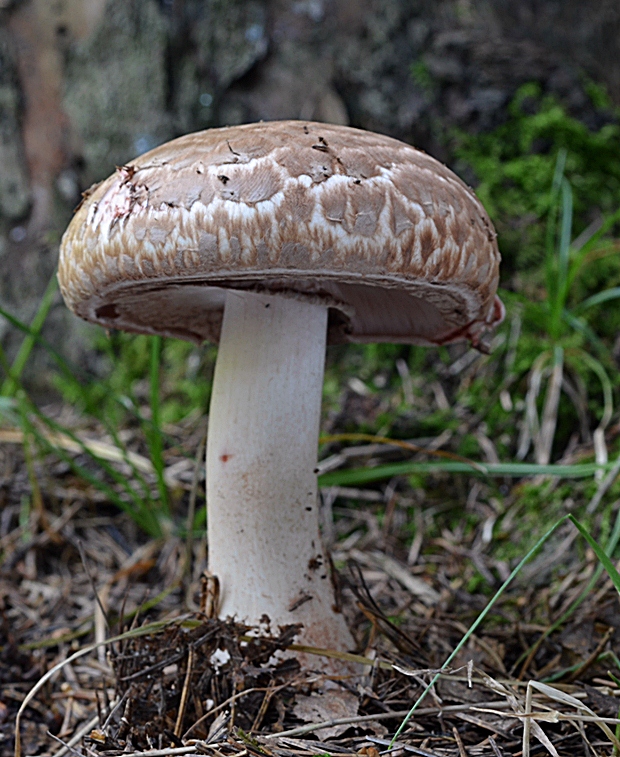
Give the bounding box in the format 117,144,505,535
96,412,158,505
550,147,567,197
0,343,18,422
574,287,620,313
548,173,573,339
565,206,620,294
16,401,160,536
548,146,566,225
517,504,620,678
562,309,609,358
148,336,169,515
318,460,606,487
576,206,620,254
575,349,613,428
0,275,58,397
390,515,570,745
569,514,620,594
389,508,619,739
0,302,90,390
18,394,163,537
0,311,170,525
545,148,567,298
558,176,573,290
0,396,18,424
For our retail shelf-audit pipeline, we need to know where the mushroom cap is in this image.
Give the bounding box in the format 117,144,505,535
59,120,503,346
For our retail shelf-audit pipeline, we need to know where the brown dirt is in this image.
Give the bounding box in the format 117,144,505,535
2,414,620,757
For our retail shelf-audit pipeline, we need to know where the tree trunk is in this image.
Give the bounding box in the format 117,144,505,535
0,0,619,386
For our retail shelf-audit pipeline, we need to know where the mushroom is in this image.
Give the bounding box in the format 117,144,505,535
58,120,503,658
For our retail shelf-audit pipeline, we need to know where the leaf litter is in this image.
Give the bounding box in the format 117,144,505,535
2,339,620,756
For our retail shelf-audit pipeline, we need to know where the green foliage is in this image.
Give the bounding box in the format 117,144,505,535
3,81,620,545
508,152,620,462
410,60,436,95
54,330,214,427
322,148,620,477
454,83,620,271
0,301,214,538
0,275,58,398
569,513,620,594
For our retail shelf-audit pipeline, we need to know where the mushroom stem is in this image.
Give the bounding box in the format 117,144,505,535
206,290,353,654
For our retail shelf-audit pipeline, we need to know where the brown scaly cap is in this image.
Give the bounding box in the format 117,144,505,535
58,120,503,346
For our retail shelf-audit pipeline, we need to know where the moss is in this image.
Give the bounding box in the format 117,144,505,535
453,83,620,274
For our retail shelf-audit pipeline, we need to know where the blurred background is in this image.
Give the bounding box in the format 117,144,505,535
4,7,620,752
2,0,620,377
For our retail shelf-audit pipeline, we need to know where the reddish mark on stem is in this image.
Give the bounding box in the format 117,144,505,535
220,453,232,463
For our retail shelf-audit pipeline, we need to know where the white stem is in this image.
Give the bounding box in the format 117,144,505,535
206,290,353,653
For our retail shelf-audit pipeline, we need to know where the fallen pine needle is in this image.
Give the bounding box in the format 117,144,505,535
263,701,514,739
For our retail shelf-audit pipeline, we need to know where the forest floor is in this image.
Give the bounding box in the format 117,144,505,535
2,388,620,757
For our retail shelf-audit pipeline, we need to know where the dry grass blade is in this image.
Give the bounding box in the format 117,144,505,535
476,673,620,757
0,426,152,472
106,748,198,756
586,451,620,513
182,688,263,740
175,645,196,737
13,620,177,757
518,352,546,460
523,682,560,757
365,736,444,757
349,549,440,605
478,672,560,757
536,347,563,466
46,731,85,757
250,683,278,733
264,701,514,739
565,625,614,682
452,725,468,757
0,426,186,486
319,432,487,473
284,642,392,668
49,713,101,757
528,681,620,750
